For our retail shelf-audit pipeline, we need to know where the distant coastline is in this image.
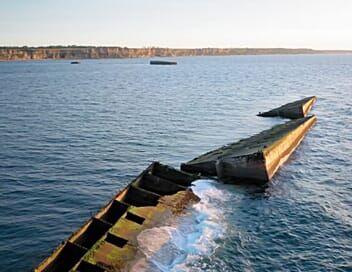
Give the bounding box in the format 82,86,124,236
1,46,352,61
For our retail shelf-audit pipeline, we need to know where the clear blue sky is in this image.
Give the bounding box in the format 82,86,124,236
1,0,352,49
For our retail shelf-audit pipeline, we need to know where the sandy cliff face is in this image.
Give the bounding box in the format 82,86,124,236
0,47,319,61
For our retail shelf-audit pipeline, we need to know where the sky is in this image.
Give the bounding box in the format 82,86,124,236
1,0,352,49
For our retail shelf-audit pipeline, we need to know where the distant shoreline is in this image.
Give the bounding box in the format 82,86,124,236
1,46,352,61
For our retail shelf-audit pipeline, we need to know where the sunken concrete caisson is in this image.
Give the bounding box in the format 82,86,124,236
181,115,317,183
34,162,198,272
257,96,317,119
34,96,318,271
150,60,177,65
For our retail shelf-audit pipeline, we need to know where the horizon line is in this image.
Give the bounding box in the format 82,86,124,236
1,45,352,51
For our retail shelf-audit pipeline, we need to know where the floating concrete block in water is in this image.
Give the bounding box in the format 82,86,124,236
257,96,317,119
181,116,316,183
150,60,177,65
34,162,198,272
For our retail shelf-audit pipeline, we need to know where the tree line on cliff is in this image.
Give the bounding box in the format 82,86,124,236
0,46,349,61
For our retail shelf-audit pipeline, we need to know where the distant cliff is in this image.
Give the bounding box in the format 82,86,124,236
0,46,350,61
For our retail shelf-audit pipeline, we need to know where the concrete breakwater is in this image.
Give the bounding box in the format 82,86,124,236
257,96,317,119
35,162,199,272
181,96,316,183
150,60,177,65
181,116,316,183
34,97,317,271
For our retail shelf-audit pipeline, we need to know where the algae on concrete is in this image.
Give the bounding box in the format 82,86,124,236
181,116,317,182
35,162,198,272
72,191,199,272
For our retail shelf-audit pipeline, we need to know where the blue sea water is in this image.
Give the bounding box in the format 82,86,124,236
0,55,352,271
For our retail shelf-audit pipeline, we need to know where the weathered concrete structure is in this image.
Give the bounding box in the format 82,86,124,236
181,116,316,183
34,162,198,272
34,96,319,271
150,60,177,65
257,96,317,119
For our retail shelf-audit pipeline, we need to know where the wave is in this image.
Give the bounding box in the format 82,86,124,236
131,179,228,272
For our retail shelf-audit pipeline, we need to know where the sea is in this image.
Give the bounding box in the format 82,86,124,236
0,55,351,271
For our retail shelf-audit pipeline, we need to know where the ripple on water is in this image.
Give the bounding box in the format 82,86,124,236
0,55,352,271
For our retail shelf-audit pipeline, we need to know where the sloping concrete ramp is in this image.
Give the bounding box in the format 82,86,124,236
181,115,316,183
34,162,198,272
257,96,316,119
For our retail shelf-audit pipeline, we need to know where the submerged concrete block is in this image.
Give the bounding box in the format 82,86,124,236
217,116,316,182
181,116,316,183
150,60,177,65
257,96,317,119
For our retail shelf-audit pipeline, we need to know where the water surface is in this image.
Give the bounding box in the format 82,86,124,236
0,55,352,271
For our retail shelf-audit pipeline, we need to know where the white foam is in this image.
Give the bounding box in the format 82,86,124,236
131,179,228,272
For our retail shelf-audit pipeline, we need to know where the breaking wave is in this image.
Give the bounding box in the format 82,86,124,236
131,179,228,272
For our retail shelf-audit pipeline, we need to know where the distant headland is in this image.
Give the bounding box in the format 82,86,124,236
1,46,351,61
